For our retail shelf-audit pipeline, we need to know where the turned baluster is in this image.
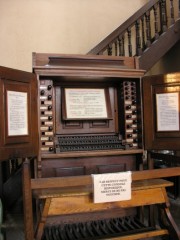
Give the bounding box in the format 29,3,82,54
107,44,112,56
145,11,151,47
114,40,118,56
153,3,159,39
127,28,132,57
135,19,142,56
118,35,125,56
141,15,146,51
170,0,175,25
121,35,125,56
118,37,123,56
160,0,167,32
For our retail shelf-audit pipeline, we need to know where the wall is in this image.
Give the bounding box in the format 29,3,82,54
0,0,148,71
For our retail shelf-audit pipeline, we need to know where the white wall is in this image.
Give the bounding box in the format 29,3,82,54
0,0,148,71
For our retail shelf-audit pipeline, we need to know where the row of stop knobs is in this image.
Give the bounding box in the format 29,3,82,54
123,81,138,148
40,84,54,152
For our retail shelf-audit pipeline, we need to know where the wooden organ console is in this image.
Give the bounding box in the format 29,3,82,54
1,54,180,239
33,54,145,179
30,53,180,240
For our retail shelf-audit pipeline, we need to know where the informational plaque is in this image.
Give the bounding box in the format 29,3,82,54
7,91,28,136
156,92,179,131
92,172,132,203
65,88,108,119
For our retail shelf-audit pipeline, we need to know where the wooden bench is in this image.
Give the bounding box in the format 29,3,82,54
22,159,180,240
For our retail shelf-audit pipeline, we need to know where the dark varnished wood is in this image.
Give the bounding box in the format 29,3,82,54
32,53,139,70
0,66,38,161
33,53,145,180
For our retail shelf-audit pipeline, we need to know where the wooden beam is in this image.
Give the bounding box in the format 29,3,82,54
31,167,180,190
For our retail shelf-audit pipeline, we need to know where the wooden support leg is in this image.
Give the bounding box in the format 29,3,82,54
158,205,180,240
35,198,51,240
158,188,180,240
22,158,34,240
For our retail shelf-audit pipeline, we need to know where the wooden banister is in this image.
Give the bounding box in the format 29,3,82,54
88,0,160,55
88,0,180,70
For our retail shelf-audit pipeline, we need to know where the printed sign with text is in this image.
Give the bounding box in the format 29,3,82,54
92,172,132,203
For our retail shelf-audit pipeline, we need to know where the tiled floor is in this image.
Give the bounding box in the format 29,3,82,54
2,197,180,240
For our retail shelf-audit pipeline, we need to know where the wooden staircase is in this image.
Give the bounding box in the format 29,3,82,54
88,0,180,71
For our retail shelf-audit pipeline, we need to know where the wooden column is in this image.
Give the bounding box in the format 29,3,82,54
22,159,34,240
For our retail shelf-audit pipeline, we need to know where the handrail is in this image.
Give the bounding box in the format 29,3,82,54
88,0,179,57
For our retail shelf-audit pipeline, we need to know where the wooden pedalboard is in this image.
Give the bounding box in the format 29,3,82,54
23,160,180,240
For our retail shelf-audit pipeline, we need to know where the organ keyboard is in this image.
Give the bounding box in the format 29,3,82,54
56,134,125,152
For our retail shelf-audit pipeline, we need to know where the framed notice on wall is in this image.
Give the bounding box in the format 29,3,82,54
156,92,179,131
62,88,112,120
7,90,28,136
143,72,180,150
